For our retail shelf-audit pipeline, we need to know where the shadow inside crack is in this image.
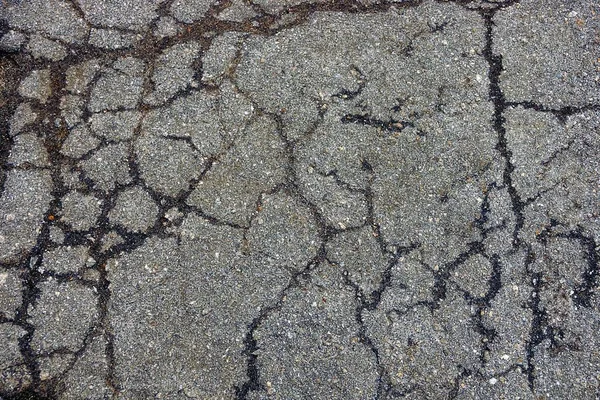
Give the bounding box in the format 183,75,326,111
0,388,54,400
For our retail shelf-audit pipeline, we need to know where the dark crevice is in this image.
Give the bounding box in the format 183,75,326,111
1,0,592,398
419,181,504,339
337,242,419,398
0,53,21,197
314,165,367,194
234,255,324,399
426,240,485,311
331,64,366,101
234,105,333,398
565,230,598,308
0,388,53,400
341,113,414,134
448,366,472,399
336,244,420,398
340,267,389,398
524,265,546,392
429,20,449,33
506,101,600,124
521,247,562,393
539,137,576,167
480,10,526,247
366,244,420,311
536,223,599,309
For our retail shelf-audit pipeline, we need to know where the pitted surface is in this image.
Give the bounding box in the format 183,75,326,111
0,0,599,399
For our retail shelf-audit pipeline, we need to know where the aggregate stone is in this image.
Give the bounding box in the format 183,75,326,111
177,213,292,310
0,268,22,320
450,253,493,299
237,2,491,142
0,30,27,52
153,16,179,39
60,190,102,231
217,0,257,22
89,110,141,141
0,324,26,368
48,226,65,244
246,192,320,269
529,235,598,329
505,108,597,201
60,124,100,159
366,16,496,269
135,134,204,197
374,251,436,313
41,245,90,274
1,0,600,397
144,41,202,105
142,83,252,158
455,370,533,400
326,226,391,297
9,102,37,136
494,0,600,106
164,207,184,224
108,186,159,233
372,111,496,267
532,306,600,398
291,107,376,193
88,57,145,112
99,230,124,253
65,59,101,95
29,280,98,354
26,34,67,61
77,0,164,31
170,0,216,23
364,291,481,398
235,4,498,269
187,115,286,226
482,187,515,254
60,95,85,128
481,283,532,375
109,215,292,398
107,230,261,398
88,28,141,50
252,263,379,400
218,80,255,137
82,269,100,283
142,89,221,154
38,353,75,382
0,170,53,263
236,13,363,141
55,334,110,400
251,0,329,14
4,0,88,43
57,169,81,194
80,142,132,191
294,111,371,228
505,109,600,243
0,324,29,392
7,132,49,167
532,236,587,294
18,69,52,104
201,32,244,85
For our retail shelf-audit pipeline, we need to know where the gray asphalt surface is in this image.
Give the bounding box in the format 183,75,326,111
0,0,599,399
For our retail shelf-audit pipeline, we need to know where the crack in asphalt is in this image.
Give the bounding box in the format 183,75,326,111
0,0,598,398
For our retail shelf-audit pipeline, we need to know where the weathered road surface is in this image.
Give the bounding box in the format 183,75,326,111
0,0,599,398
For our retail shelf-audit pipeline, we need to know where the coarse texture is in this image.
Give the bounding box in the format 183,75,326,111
0,0,599,398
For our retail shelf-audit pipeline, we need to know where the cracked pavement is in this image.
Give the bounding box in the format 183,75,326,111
0,0,599,398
